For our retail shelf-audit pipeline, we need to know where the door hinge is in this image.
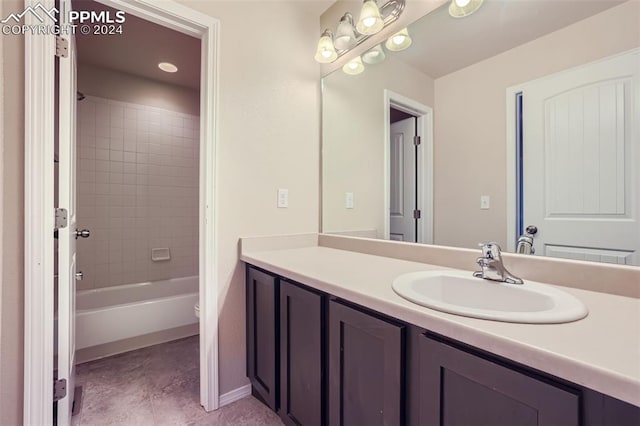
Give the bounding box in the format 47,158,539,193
413,136,421,146
54,378,67,402
55,208,68,230
55,36,69,58
413,209,421,219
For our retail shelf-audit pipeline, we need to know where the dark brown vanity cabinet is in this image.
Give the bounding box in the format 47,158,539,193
246,265,325,425
418,334,580,426
246,264,640,426
328,300,406,426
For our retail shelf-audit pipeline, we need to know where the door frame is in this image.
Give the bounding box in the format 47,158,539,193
23,0,221,423
505,47,640,252
383,90,433,244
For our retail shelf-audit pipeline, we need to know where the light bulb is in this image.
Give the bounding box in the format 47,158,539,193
385,28,412,52
362,44,386,65
449,0,484,18
342,56,365,75
363,16,377,28
314,29,338,63
392,35,406,45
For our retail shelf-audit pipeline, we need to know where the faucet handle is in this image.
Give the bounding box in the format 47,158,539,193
478,242,502,259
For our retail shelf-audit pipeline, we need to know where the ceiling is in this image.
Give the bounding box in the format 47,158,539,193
73,0,201,90
392,0,627,78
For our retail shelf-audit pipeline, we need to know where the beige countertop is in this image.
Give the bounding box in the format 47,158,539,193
241,242,640,407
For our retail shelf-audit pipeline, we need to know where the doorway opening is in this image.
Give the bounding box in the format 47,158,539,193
384,90,433,244
56,1,204,423
24,0,220,423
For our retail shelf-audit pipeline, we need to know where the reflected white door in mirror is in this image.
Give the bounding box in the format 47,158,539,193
508,49,640,266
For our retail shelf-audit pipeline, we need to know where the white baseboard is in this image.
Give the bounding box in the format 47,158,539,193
219,383,252,407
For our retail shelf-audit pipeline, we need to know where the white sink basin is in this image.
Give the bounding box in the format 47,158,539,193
392,270,588,323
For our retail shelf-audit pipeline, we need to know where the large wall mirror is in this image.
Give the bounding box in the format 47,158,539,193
321,0,640,266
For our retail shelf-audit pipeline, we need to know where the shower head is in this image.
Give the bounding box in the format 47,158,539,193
77,91,86,101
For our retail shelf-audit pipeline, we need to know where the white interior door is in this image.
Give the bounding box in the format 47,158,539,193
389,117,417,242
522,50,639,265
57,0,77,423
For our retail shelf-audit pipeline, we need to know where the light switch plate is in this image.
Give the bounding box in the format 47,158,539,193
480,195,490,210
277,188,288,208
345,192,354,209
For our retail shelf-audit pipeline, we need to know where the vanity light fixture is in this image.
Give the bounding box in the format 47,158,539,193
314,29,339,63
314,0,405,63
343,56,365,75
158,62,178,73
384,28,412,51
362,44,386,64
334,13,357,50
449,0,484,18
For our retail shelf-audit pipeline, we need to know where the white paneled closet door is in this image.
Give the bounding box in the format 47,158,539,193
522,50,639,265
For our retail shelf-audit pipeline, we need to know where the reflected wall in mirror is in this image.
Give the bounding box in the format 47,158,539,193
322,0,640,266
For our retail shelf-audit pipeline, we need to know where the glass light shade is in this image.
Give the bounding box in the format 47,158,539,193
356,0,384,35
343,56,365,75
384,28,412,51
314,30,338,63
449,0,484,18
362,44,386,64
334,13,357,51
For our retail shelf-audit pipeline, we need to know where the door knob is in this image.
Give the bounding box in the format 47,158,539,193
75,271,83,281
75,229,90,239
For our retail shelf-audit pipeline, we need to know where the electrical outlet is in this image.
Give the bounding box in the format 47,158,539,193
345,192,354,209
480,195,490,210
277,188,289,208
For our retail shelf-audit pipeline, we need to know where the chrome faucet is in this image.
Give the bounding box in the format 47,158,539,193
473,242,524,284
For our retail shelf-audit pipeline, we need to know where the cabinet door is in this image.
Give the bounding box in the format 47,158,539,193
329,300,405,426
280,280,325,426
246,266,278,411
419,335,580,426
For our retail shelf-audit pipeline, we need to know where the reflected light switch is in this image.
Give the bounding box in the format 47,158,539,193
345,192,354,209
480,195,490,210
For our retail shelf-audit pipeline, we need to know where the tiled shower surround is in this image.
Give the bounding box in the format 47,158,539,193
76,96,199,289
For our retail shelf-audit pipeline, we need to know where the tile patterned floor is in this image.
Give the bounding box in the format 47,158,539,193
72,336,283,425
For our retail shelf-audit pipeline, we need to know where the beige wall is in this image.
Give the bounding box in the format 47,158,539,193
322,55,433,235
78,63,200,115
433,1,640,249
0,1,322,422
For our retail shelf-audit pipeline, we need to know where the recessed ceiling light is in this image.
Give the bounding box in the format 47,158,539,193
158,62,178,73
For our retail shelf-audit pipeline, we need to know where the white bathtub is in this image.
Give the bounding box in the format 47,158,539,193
74,276,198,350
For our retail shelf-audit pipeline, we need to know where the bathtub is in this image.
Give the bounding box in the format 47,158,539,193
74,276,199,350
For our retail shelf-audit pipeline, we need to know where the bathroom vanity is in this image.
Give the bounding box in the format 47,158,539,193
241,234,640,426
